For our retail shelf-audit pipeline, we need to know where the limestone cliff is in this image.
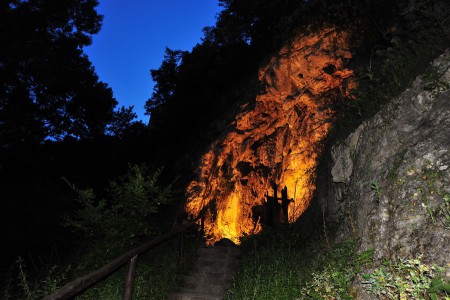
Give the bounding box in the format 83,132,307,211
186,28,355,245
321,50,450,294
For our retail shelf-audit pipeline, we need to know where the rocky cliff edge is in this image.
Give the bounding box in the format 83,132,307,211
321,50,450,289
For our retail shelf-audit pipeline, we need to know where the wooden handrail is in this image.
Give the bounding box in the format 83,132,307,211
42,212,205,300
123,255,138,300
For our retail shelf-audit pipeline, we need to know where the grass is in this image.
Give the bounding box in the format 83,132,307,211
225,227,369,300
76,238,198,300
225,226,449,300
3,231,202,300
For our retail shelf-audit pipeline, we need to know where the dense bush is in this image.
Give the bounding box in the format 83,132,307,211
64,164,173,245
1,164,186,299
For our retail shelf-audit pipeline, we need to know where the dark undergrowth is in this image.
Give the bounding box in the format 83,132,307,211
225,226,367,300
2,231,202,300
225,226,449,299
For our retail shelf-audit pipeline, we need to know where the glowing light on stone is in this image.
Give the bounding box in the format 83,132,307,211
186,28,356,245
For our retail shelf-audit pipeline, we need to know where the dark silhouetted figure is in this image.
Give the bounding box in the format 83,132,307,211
265,191,274,227
281,186,294,224
264,184,294,226
265,182,281,226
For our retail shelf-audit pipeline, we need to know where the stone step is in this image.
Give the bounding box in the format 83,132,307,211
192,260,239,273
184,271,234,281
197,246,241,257
195,255,236,263
182,274,233,287
195,254,240,263
167,246,240,300
182,282,227,294
168,291,223,300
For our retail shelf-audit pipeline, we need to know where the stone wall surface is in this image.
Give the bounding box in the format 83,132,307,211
321,50,450,297
186,29,355,244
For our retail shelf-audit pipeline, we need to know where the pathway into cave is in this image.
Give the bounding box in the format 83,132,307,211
168,245,241,300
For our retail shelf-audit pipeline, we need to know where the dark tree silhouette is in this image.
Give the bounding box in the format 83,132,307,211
0,0,128,146
145,48,187,119
0,0,143,275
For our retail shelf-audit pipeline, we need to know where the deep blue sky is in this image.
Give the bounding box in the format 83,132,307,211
84,0,222,123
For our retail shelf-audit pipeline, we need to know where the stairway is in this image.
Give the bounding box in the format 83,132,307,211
168,246,241,300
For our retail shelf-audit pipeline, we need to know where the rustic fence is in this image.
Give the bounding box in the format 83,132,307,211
42,211,206,300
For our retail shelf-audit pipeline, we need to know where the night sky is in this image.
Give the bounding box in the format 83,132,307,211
84,0,222,122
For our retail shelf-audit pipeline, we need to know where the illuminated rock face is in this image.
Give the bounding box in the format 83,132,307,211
186,28,355,245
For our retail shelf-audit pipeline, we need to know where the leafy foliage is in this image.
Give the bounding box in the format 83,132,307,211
1,164,182,299
1,256,72,300
0,0,137,146
300,246,373,300
50,165,180,299
145,48,187,118
106,105,140,138
0,0,140,270
362,255,450,300
437,193,450,230
2,0,450,298
64,164,173,244
3,237,201,300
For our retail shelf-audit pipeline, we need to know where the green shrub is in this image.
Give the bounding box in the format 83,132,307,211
300,243,373,300
64,164,173,245
2,164,186,299
3,237,200,300
1,257,72,300
362,255,450,300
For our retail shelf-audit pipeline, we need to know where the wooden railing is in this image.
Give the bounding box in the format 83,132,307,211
42,212,206,300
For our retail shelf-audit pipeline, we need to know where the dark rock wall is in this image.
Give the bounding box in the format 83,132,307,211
320,50,450,269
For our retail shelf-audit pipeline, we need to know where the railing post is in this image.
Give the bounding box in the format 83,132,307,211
43,210,206,300
123,255,138,300
178,230,184,266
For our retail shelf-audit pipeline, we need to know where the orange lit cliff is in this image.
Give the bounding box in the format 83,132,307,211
186,28,356,244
